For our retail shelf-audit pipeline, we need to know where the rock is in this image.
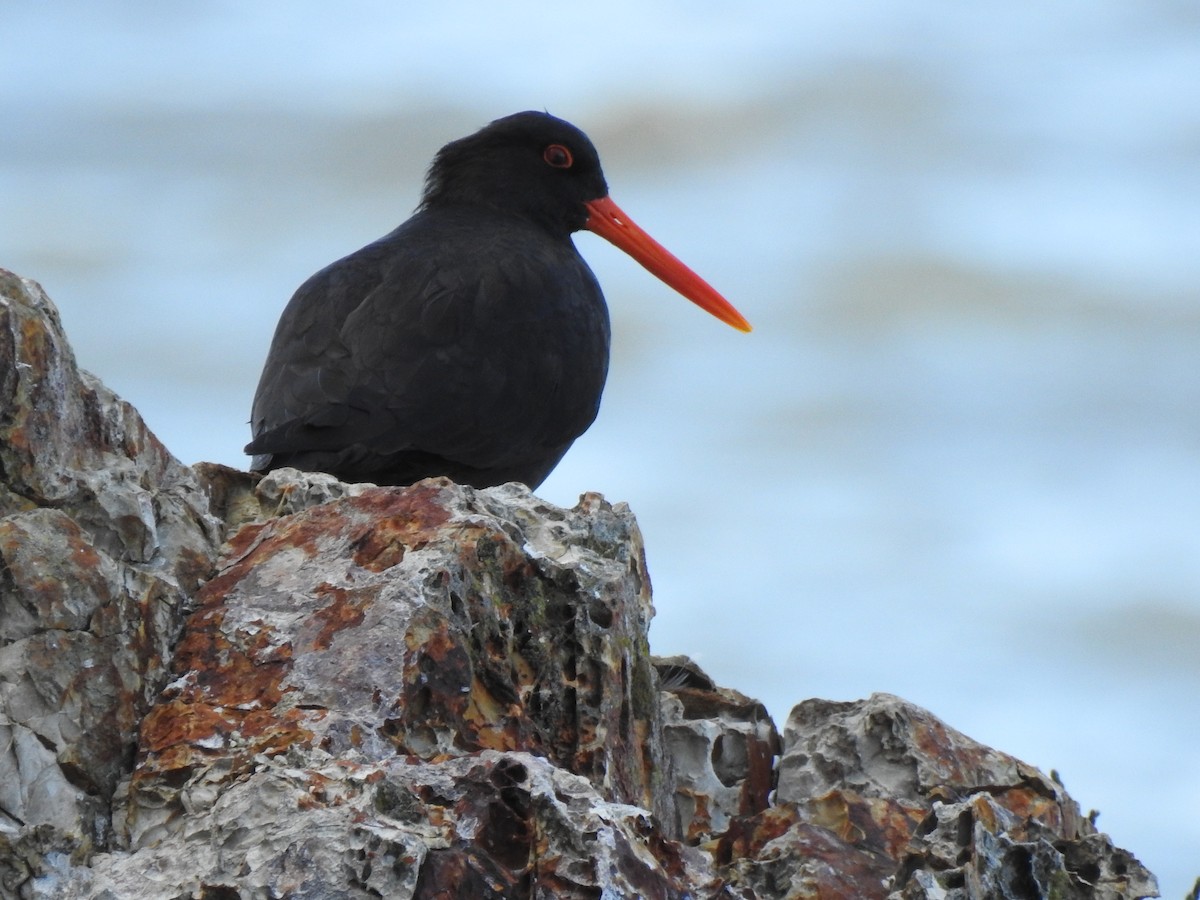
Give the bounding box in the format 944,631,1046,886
1,268,1163,898
121,475,668,849
56,752,718,900
655,655,779,844
0,270,221,871
0,271,217,590
190,462,376,539
46,470,713,898
723,694,1159,899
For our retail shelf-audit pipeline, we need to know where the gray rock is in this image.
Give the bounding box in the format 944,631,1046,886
53,752,716,900
0,268,1163,898
0,271,218,588
754,693,1159,899
656,655,779,844
1,270,221,874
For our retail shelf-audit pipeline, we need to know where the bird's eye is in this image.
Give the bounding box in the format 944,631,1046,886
543,144,573,169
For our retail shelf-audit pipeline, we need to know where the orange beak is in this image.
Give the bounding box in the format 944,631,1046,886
584,196,752,332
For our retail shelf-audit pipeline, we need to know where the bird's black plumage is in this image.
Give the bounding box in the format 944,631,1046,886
247,112,612,488
247,110,750,489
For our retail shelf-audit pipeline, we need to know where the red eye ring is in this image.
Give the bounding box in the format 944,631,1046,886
543,144,573,169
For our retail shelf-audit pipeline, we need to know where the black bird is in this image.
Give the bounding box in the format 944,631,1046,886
246,111,750,489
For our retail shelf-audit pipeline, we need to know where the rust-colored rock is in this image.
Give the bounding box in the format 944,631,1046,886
1,268,1162,898
123,474,669,858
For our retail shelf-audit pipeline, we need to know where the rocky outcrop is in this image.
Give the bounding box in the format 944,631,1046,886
738,695,1157,899
0,269,221,885
0,268,1161,898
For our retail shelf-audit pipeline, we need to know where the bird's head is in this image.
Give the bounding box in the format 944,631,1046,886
421,110,751,332
420,110,607,236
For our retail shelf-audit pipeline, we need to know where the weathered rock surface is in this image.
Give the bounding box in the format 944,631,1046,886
0,269,1162,898
67,751,719,900
0,270,221,882
124,470,669,847
656,656,778,846
738,695,1159,899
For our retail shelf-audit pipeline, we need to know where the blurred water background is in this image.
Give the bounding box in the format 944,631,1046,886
2,1,1198,892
